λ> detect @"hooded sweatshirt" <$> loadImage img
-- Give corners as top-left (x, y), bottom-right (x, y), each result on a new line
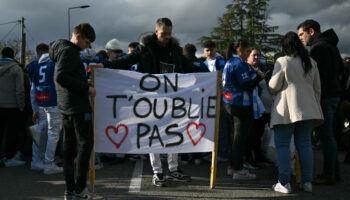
top-left (49, 39), bottom-right (91, 115)
top-left (0, 58), bottom-right (25, 109)
top-left (310, 29), bottom-right (345, 98)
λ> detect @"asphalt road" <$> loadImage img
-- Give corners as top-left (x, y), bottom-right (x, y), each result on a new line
top-left (0, 149), bottom-right (349, 200)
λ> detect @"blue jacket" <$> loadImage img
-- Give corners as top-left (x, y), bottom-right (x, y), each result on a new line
top-left (222, 54), bottom-right (261, 106)
top-left (202, 54), bottom-right (226, 72)
top-left (33, 53), bottom-right (57, 107)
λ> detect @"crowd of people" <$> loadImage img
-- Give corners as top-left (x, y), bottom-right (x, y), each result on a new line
top-left (1, 17), bottom-right (350, 199)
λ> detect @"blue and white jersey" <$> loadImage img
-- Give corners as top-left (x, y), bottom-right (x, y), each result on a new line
top-left (80, 49), bottom-right (105, 79)
top-left (33, 53), bottom-right (57, 107)
top-left (222, 54), bottom-right (258, 106)
top-left (203, 54), bottom-right (226, 72)
top-left (26, 58), bottom-right (39, 84)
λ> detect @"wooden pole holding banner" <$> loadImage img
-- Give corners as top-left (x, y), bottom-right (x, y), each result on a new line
top-left (89, 68), bottom-right (96, 192)
top-left (210, 71), bottom-right (222, 189)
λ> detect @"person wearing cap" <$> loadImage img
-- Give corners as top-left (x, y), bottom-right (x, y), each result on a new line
top-left (105, 38), bottom-right (126, 61)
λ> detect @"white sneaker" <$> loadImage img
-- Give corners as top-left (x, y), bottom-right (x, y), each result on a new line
top-left (227, 166), bottom-right (233, 176)
top-left (303, 182), bottom-right (312, 192)
top-left (44, 163), bottom-right (63, 175)
top-left (273, 182), bottom-right (291, 194)
top-left (31, 161), bottom-right (44, 170)
top-left (232, 169), bottom-right (256, 180)
top-left (4, 157), bottom-right (25, 167)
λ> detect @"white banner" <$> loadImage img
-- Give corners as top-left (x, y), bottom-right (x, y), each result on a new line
top-left (94, 69), bottom-right (218, 153)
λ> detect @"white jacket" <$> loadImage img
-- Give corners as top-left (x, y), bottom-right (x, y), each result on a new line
top-left (269, 56), bottom-right (323, 127)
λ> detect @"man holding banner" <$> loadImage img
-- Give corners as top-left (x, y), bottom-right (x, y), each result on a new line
top-left (89, 17), bottom-right (208, 187)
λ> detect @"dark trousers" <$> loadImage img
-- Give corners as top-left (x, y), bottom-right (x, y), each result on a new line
top-left (246, 113), bottom-right (270, 161)
top-left (224, 103), bottom-right (254, 170)
top-left (17, 110), bottom-right (31, 155)
top-left (0, 108), bottom-right (20, 159)
top-left (62, 113), bottom-right (93, 193)
top-left (316, 98), bottom-right (340, 178)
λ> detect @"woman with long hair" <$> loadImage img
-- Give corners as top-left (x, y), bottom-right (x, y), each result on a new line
top-left (269, 32), bottom-right (323, 193)
top-left (223, 40), bottom-right (265, 180)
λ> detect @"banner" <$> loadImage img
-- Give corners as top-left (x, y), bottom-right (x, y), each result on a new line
top-left (94, 69), bottom-right (218, 153)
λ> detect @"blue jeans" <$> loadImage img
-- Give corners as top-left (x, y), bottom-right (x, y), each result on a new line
top-left (274, 120), bottom-right (313, 184)
top-left (316, 98), bottom-right (340, 178)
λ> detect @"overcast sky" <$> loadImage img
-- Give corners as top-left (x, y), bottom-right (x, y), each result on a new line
top-left (0, 0), bottom-right (349, 57)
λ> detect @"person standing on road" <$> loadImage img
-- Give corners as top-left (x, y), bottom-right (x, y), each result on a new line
top-left (222, 40), bottom-right (265, 180)
top-left (32, 43), bottom-right (63, 175)
top-left (0, 47), bottom-right (25, 167)
top-left (50, 23), bottom-right (97, 199)
top-left (201, 40), bottom-right (228, 164)
top-left (88, 17), bottom-right (207, 187)
top-left (297, 19), bottom-right (344, 185)
top-left (245, 48), bottom-right (273, 169)
top-left (269, 32), bottom-right (323, 194)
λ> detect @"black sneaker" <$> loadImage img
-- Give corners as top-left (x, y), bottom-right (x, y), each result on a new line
top-left (166, 168), bottom-right (191, 182)
top-left (152, 173), bottom-right (166, 187)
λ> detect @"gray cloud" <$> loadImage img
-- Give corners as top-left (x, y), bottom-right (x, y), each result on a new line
top-left (268, 0), bottom-right (350, 56)
top-left (0, 0), bottom-right (349, 57)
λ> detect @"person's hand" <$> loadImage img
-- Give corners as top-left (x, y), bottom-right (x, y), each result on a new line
top-left (87, 63), bottom-right (104, 72)
top-left (88, 79), bottom-right (92, 84)
top-left (32, 112), bottom-right (40, 124)
top-left (257, 70), bottom-right (266, 79)
top-left (89, 87), bottom-right (96, 97)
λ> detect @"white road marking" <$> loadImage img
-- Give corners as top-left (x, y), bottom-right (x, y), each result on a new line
top-left (128, 160), bottom-right (144, 193)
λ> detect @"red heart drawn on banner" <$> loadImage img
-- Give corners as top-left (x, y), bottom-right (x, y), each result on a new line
top-left (186, 122), bottom-right (206, 146)
top-left (105, 124), bottom-right (128, 149)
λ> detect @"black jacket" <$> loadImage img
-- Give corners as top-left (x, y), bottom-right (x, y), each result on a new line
top-left (49, 39), bottom-right (91, 115)
top-left (104, 33), bottom-right (207, 74)
top-left (310, 29), bottom-right (345, 98)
